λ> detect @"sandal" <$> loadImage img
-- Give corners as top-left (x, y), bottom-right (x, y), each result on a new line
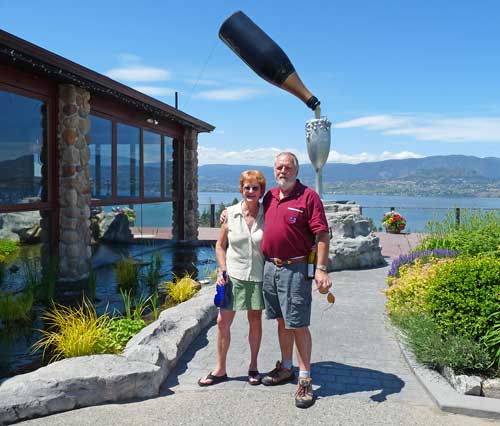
top-left (198, 372), bottom-right (228, 387)
top-left (248, 370), bottom-right (261, 385)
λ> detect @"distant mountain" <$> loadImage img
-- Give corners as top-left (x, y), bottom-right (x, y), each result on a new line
top-left (198, 155), bottom-right (500, 197)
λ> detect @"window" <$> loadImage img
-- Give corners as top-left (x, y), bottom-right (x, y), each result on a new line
top-left (143, 131), bottom-right (161, 198)
top-left (117, 123), bottom-right (140, 198)
top-left (89, 115), bottom-right (112, 200)
top-left (164, 136), bottom-right (173, 198)
top-left (0, 90), bottom-right (48, 205)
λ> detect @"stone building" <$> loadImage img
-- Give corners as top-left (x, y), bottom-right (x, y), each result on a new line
top-left (0, 29), bottom-right (214, 282)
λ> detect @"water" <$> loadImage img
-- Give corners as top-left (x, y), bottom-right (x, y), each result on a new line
top-left (0, 243), bottom-right (217, 379)
top-left (198, 192), bottom-right (500, 233)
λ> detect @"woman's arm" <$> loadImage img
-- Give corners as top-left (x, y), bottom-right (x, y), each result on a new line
top-left (215, 221), bottom-right (229, 284)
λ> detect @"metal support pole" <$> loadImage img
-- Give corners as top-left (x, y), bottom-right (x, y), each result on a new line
top-left (210, 203), bottom-right (216, 228)
top-left (315, 168), bottom-right (323, 199)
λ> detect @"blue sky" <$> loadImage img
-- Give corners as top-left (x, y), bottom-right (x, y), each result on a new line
top-left (2, 0), bottom-right (500, 167)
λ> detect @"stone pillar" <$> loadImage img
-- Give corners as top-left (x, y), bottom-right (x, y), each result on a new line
top-left (58, 85), bottom-right (92, 282)
top-left (172, 128), bottom-right (199, 241)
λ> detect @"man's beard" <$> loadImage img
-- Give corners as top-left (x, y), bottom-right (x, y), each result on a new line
top-left (276, 177), bottom-right (296, 192)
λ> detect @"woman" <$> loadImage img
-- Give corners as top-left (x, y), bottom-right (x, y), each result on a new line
top-left (198, 170), bottom-right (266, 386)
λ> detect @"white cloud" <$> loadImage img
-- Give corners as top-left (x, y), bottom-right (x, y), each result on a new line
top-left (335, 114), bottom-right (500, 143)
top-left (132, 86), bottom-right (175, 96)
top-left (198, 145), bottom-right (423, 166)
top-left (194, 88), bottom-right (261, 101)
top-left (105, 66), bottom-right (171, 82)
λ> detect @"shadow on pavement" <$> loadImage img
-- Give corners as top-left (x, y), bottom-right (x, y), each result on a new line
top-left (311, 361), bottom-right (404, 402)
top-left (160, 322), bottom-right (214, 396)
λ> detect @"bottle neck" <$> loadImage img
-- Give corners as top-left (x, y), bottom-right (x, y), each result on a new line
top-left (280, 72), bottom-right (320, 111)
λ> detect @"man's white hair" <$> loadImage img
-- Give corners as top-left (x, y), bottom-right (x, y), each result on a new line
top-left (275, 152), bottom-right (299, 171)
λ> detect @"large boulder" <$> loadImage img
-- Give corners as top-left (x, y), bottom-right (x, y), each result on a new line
top-left (324, 202), bottom-right (385, 271)
top-left (0, 212), bottom-right (41, 243)
top-left (101, 213), bottom-right (134, 243)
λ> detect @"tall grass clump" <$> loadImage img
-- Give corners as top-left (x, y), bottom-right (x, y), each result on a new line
top-left (144, 251), bottom-right (162, 288)
top-left (416, 210), bottom-right (500, 255)
top-left (482, 311), bottom-right (500, 369)
top-left (392, 312), bottom-right (490, 374)
top-left (32, 298), bottom-right (113, 361)
top-left (161, 273), bottom-right (198, 305)
top-left (0, 290), bottom-right (34, 323)
top-left (115, 256), bottom-right (139, 290)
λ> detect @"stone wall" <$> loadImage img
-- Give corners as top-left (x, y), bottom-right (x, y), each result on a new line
top-left (58, 85), bottom-right (92, 282)
top-left (172, 128), bottom-right (199, 241)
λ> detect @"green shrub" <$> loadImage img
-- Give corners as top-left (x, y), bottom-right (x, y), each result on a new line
top-left (115, 256), bottom-right (139, 290)
top-left (482, 311), bottom-right (500, 369)
top-left (424, 254), bottom-right (500, 341)
top-left (161, 273), bottom-right (198, 305)
top-left (416, 210), bottom-right (500, 255)
top-left (391, 312), bottom-right (491, 374)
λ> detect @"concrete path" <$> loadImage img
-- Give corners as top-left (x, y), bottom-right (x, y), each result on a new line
top-left (18, 265), bottom-right (498, 425)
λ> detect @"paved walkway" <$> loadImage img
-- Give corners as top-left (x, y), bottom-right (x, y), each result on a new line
top-left (18, 262), bottom-right (498, 425)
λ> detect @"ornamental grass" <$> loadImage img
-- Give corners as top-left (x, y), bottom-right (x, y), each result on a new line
top-left (32, 298), bottom-right (113, 362)
top-left (162, 273), bottom-right (198, 305)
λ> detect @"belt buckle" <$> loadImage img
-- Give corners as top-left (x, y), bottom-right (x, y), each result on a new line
top-left (274, 258), bottom-right (284, 267)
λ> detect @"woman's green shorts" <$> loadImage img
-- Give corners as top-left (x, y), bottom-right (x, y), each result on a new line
top-left (224, 276), bottom-right (264, 311)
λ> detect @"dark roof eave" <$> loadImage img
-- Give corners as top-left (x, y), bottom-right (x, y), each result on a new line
top-left (0, 29), bottom-right (215, 133)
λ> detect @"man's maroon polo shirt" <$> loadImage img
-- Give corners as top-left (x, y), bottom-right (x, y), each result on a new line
top-left (261, 180), bottom-right (329, 259)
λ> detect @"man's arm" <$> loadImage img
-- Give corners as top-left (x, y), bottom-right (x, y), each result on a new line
top-left (314, 231), bottom-right (332, 291)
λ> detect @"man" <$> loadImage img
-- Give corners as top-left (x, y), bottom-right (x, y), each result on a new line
top-left (260, 152), bottom-right (332, 409)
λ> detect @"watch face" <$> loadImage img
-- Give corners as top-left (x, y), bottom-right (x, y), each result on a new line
top-left (317, 265), bottom-right (327, 271)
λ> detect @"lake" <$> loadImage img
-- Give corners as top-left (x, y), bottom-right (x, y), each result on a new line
top-left (198, 192), bottom-right (500, 233)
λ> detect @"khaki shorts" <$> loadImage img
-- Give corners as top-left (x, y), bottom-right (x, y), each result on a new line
top-left (262, 260), bottom-right (312, 329)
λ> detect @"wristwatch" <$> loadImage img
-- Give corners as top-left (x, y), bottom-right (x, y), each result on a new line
top-left (316, 265), bottom-right (328, 272)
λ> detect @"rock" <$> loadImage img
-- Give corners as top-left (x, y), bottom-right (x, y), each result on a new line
top-left (0, 355), bottom-right (161, 424)
top-left (441, 366), bottom-right (482, 396)
top-left (0, 212), bottom-right (41, 243)
top-left (482, 378), bottom-right (500, 399)
top-left (324, 202), bottom-right (385, 271)
top-left (101, 213), bottom-right (134, 243)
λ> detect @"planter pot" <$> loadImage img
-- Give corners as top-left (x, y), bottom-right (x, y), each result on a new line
top-left (386, 229), bottom-right (402, 234)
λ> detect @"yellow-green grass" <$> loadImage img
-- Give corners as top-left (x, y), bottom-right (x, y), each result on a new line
top-left (161, 273), bottom-right (198, 305)
top-left (32, 298), bottom-right (114, 362)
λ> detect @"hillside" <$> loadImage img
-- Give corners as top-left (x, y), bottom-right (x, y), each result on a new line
top-left (198, 155), bottom-right (500, 197)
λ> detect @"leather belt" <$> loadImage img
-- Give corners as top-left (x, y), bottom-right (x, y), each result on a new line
top-left (266, 256), bottom-right (308, 267)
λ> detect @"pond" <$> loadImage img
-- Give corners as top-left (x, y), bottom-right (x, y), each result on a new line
top-left (0, 241), bottom-right (217, 379)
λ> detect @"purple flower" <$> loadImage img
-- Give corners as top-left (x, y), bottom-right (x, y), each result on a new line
top-left (388, 248), bottom-right (457, 278)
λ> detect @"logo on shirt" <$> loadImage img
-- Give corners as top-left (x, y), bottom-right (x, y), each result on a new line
top-left (288, 216), bottom-right (297, 224)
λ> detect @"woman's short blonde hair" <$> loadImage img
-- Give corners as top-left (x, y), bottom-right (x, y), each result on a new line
top-left (239, 170), bottom-right (266, 197)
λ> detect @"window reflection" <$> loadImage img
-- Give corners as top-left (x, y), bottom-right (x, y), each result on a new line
top-left (164, 137), bottom-right (173, 198)
top-left (117, 124), bottom-right (140, 198)
top-left (143, 131), bottom-right (161, 198)
top-left (89, 115), bottom-right (112, 199)
top-left (0, 90), bottom-right (47, 205)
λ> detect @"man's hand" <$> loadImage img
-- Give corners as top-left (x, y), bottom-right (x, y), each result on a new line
top-left (314, 269), bottom-right (332, 293)
top-left (219, 208), bottom-right (228, 224)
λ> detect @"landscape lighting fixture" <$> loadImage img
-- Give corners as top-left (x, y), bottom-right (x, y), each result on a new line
top-left (146, 118), bottom-right (159, 125)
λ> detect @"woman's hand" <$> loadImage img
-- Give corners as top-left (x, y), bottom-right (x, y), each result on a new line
top-left (219, 208), bottom-right (228, 224)
top-left (216, 270), bottom-right (228, 285)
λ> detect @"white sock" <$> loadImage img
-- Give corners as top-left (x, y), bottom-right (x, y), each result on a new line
top-left (281, 359), bottom-right (293, 370)
top-left (299, 370), bottom-right (310, 378)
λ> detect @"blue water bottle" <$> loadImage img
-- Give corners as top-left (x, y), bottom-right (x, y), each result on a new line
top-left (214, 271), bottom-right (227, 308)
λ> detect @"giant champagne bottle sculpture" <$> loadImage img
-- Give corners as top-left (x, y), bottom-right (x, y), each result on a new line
top-left (219, 11), bottom-right (321, 117)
